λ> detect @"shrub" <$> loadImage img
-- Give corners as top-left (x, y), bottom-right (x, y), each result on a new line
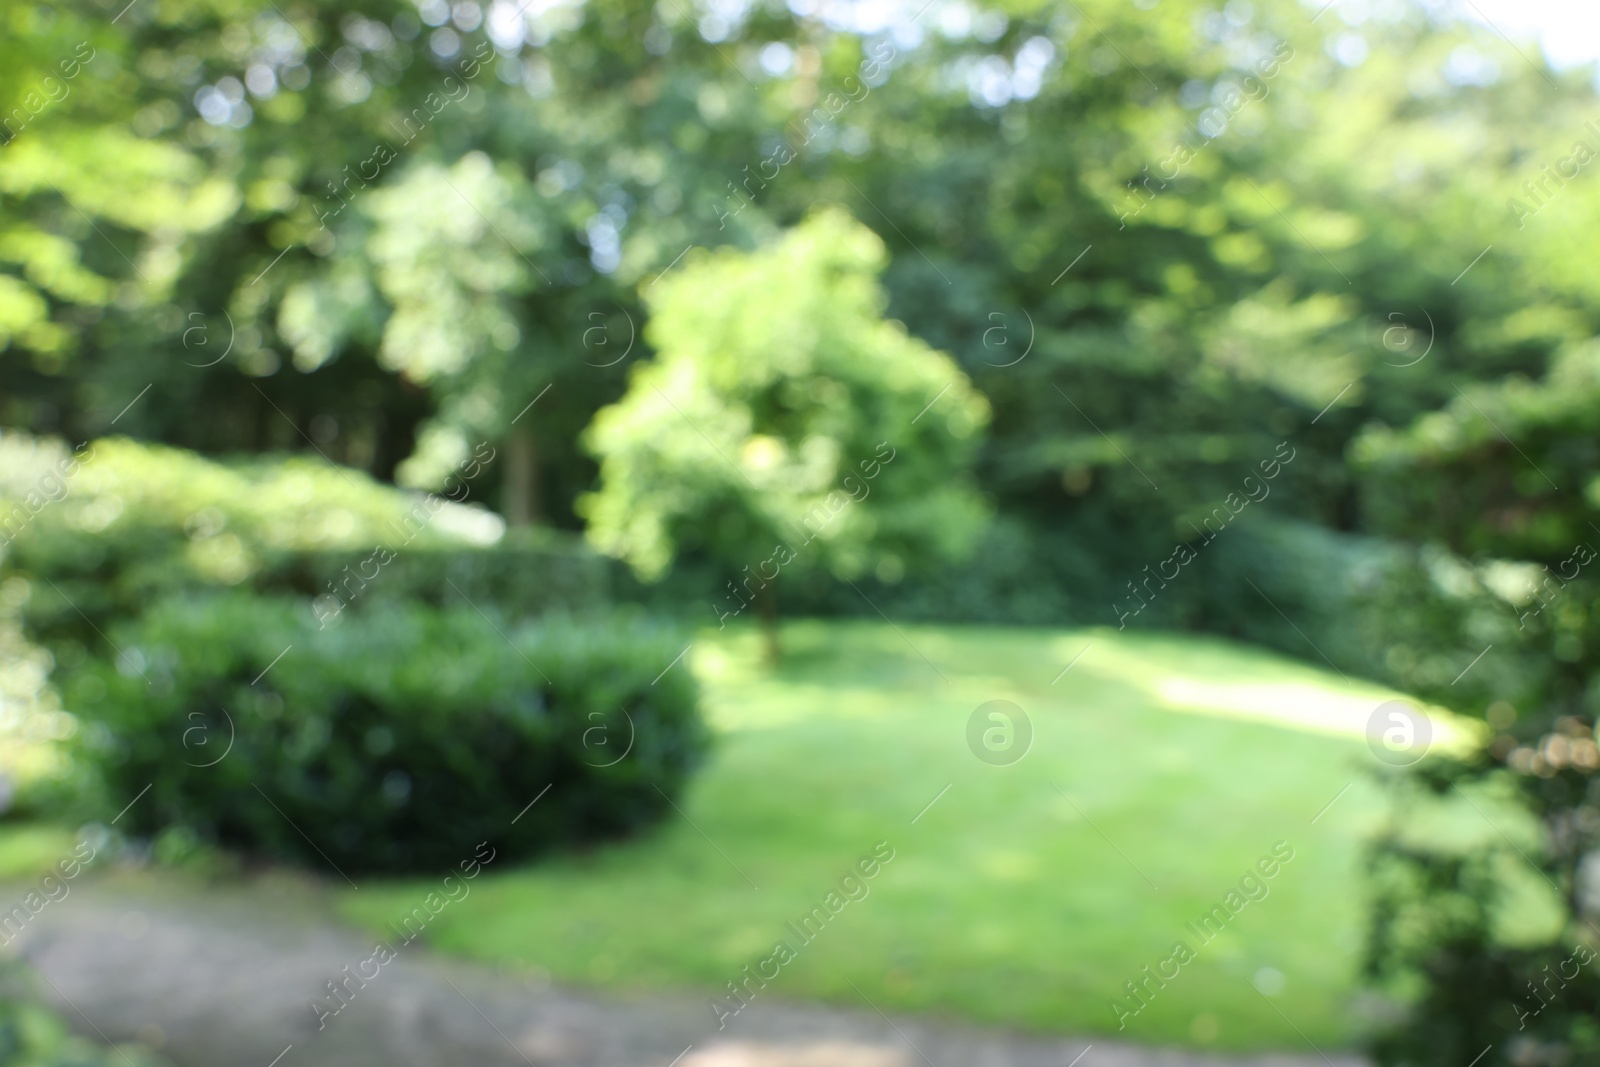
top-left (665, 510), bottom-right (1400, 671)
top-left (64, 595), bottom-right (706, 874)
top-left (0, 434), bottom-right (606, 649)
top-left (277, 534), bottom-right (607, 624)
top-left (1352, 547), bottom-right (1600, 1064)
top-left (0, 434), bottom-right (608, 819)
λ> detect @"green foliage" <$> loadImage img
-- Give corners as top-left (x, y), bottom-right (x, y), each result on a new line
top-left (66, 594), bottom-right (705, 874)
top-left (1351, 316), bottom-right (1600, 1060)
top-left (0, 4), bottom-right (232, 374)
top-left (1355, 342), bottom-right (1600, 563)
top-left (0, 933), bottom-right (162, 1065)
top-left (0, 434), bottom-right (602, 647)
top-left (5, 0), bottom-right (1591, 604)
top-left (0, 591), bottom-right (76, 818)
top-left (285, 535), bottom-right (608, 622)
top-left (751, 512), bottom-right (1392, 650)
top-left (0, 967), bottom-right (161, 1067)
top-left (0, 433), bottom-right (606, 819)
top-left (6, 0), bottom-right (1600, 1050)
top-left (1363, 773), bottom-right (1600, 1062)
top-left (582, 209), bottom-right (990, 597)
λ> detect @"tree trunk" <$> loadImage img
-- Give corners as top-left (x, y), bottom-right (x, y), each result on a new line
top-left (504, 423), bottom-right (539, 528)
top-left (755, 581), bottom-right (780, 663)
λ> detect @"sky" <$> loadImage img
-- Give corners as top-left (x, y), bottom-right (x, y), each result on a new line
top-left (1460, 0), bottom-right (1600, 69)
top-left (798, 0), bottom-right (1600, 73)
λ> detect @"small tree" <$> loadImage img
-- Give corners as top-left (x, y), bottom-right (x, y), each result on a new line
top-left (581, 209), bottom-right (990, 658)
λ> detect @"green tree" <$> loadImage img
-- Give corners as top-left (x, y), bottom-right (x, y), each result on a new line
top-left (581, 209), bottom-right (988, 657)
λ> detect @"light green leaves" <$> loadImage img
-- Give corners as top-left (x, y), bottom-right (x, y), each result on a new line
top-left (582, 208), bottom-right (990, 584)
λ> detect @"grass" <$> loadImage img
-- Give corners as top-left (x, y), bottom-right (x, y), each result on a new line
top-left (0, 822), bottom-right (78, 882)
top-left (338, 619), bottom-right (1463, 1050)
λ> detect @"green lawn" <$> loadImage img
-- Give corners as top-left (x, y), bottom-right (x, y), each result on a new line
top-left (0, 822), bottom-right (81, 882)
top-left (340, 619), bottom-right (1450, 1049)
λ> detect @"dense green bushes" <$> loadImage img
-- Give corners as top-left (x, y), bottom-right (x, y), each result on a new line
top-left (667, 509), bottom-right (1399, 669)
top-left (0, 433), bottom-right (619, 836)
top-left (1351, 552), bottom-right (1600, 1061)
top-left (64, 595), bottom-right (705, 873)
top-left (0, 435), bottom-right (607, 649)
top-left (282, 536), bottom-right (606, 625)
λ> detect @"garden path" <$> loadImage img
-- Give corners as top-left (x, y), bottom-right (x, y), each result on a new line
top-left (12, 878), bottom-right (1366, 1067)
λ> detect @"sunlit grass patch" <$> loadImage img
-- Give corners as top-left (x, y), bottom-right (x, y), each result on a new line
top-left (343, 619), bottom-right (1434, 1049)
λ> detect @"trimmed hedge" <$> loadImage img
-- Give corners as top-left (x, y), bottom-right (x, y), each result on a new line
top-left (278, 537), bottom-right (606, 624)
top-left (0, 435), bottom-right (607, 648)
top-left (64, 595), bottom-right (705, 874)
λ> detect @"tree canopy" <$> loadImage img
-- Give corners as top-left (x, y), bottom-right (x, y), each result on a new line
top-left (582, 208), bottom-right (989, 637)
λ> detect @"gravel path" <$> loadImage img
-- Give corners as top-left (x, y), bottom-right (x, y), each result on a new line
top-left (9, 876), bottom-right (1366, 1067)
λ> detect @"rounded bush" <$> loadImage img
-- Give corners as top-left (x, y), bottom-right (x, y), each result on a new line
top-left (65, 595), bottom-right (707, 874)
